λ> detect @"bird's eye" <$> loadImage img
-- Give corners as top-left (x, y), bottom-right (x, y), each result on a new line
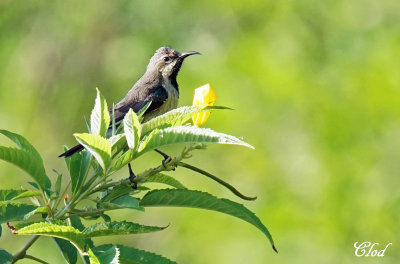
top-left (163, 56), bottom-right (170, 63)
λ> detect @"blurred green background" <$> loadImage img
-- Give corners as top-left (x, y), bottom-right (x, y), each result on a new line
top-left (1, 0), bottom-right (399, 263)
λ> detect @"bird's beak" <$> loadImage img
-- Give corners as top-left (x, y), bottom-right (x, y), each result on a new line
top-left (179, 51), bottom-right (201, 59)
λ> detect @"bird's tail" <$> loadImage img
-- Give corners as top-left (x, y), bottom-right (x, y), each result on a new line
top-left (58, 144), bottom-right (84, 158)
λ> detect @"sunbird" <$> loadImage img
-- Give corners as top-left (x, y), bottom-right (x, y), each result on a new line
top-left (59, 46), bottom-right (200, 158)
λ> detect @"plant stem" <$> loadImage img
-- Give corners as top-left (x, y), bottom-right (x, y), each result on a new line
top-left (64, 208), bottom-right (109, 219)
top-left (24, 255), bottom-right (49, 264)
top-left (12, 235), bottom-right (40, 263)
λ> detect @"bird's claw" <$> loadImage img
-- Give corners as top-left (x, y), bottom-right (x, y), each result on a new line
top-left (155, 149), bottom-right (177, 170)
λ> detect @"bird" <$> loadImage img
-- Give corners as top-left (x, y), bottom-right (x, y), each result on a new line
top-left (59, 46), bottom-right (200, 158)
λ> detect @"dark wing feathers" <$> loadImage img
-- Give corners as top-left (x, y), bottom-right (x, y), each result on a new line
top-left (112, 86), bottom-right (168, 124)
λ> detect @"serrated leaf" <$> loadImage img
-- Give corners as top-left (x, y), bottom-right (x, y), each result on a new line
top-left (91, 88), bottom-right (110, 137)
top-left (124, 109), bottom-right (141, 150)
top-left (139, 189), bottom-right (275, 250)
top-left (0, 189), bottom-right (40, 202)
top-left (141, 105), bottom-right (229, 135)
top-left (0, 249), bottom-right (13, 264)
top-left (83, 221), bottom-right (164, 237)
top-left (138, 126), bottom-right (254, 155)
top-left (16, 222), bottom-right (86, 253)
top-left (66, 149), bottom-right (91, 194)
top-left (74, 133), bottom-right (111, 172)
top-left (0, 202), bottom-right (37, 223)
top-left (94, 244), bottom-right (176, 264)
top-left (92, 245), bottom-right (120, 264)
top-left (141, 173), bottom-right (186, 189)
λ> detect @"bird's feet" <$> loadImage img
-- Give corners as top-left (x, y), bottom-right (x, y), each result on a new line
top-left (154, 149), bottom-right (176, 170)
top-left (128, 163), bottom-right (137, 189)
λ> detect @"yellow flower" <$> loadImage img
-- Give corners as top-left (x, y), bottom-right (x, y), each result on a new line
top-left (192, 83), bottom-right (217, 126)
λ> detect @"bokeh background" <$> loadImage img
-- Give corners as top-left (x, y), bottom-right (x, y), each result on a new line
top-left (1, 0), bottom-right (400, 263)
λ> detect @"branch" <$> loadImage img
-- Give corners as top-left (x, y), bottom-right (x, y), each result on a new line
top-left (12, 235), bottom-right (40, 263)
top-left (24, 255), bottom-right (49, 264)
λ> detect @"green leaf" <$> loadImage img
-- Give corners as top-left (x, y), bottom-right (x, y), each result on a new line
top-left (54, 171), bottom-right (63, 196)
top-left (0, 249), bottom-right (13, 264)
top-left (138, 126), bottom-right (254, 155)
top-left (0, 147), bottom-right (50, 192)
top-left (137, 101), bottom-right (152, 118)
top-left (124, 109), bottom-right (141, 150)
top-left (27, 181), bottom-right (39, 190)
top-left (55, 216), bottom-right (94, 262)
top-left (113, 149), bottom-right (135, 171)
top-left (91, 88), bottom-right (110, 137)
top-left (88, 248), bottom-right (101, 264)
top-left (0, 130), bottom-right (41, 158)
top-left (16, 222), bottom-right (86, 253)
top-left (0, 224), bottom-right (2, 238)
top-left (0, 130), bottom-right (51, 191)
top-left (140, 189), bottom-right (276, 251)
top-left (109, 134), bottom-right (126, 154)
top-left (53, 237), bottom-right (78, 264)
top-left (94, 244), bottom-right (176, 264)
top-left (66, 150), bottom-right (91, 194)
top-left (74, 133), bottom-right (111, 172)
top-left (0, 202), bottom-right (37, 223)
top-left (92, 245), bottom-right (119, 264)
top-left (141, 173), bottom-right (186, 189)
top-left (141, 105), bottom-right (230, 135)
top-left (0, 189), bottom-right (40, 202)
top-left (83, 221), bottom-right (164, 238)
top-left (137, 129), bottom-right (159, 153)
top-left (105, 195), bottom-right (144, 211)
top-left (0, 153), bottom-right (51, 194)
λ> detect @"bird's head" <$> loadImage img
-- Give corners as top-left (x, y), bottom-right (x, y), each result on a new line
top-left (147, 47), bottom-right (200, 80)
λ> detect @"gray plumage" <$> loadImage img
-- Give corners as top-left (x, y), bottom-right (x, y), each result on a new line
top-left (59, 46), bottom-right (199, 157)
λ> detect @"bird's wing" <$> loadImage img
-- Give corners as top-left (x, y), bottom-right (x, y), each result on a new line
top-left (112, 85), bottom-right (168, 124)
top-left (59, 86), bottom-right (167, 158)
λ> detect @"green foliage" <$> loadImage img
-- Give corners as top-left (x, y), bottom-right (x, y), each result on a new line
top-left (0, 203), bottom-right (37, 223)
top-left (65, 150), bottom-right (91, 194)
top-left (141, 173), bottom-right (187, 189)
top-left (0, 189), bottom-right (41, 201)
top-left (0, 130), bottom-right (51, 192)
top-left (74, 133), bottom-right (111, 172)
top-left (140, 189), bottom-right (275, 250)
top-left (93, 244), bottom-right (177, 264)
top-left (83, 221), bottom-right (165, 237)
top-left (16, 222), bottom-right (86, 253)
top-left (0, 90), bottom-right (273, 263)
top-left (141, 105), bottom-right (230, 135)
top-left (91, 88), bottom-right (111, 137)
top-left (138, 126), bottom-right (254, 155)
top-left (53, 237), bottom-right (78, 264)
top-left (0, 249), bottom-right (13, 264)
top-left (124, 109), bottom-right (141, 150)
